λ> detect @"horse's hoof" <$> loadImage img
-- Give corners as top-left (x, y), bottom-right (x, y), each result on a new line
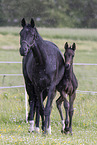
top-left (70, 131), bottom-right (73, 136)
top-left (42, 131), bottom-right (47, 136)
top-left (64, 130), bottom-right (69, 135)
top-left (69, 128), bottom-right (73, 135)
top-left (29, 120), bottom-right (34, 133)
top-left (47, 126), bottom-right (51, 134)
top-left (28, 130), bottom-right (34, 133)
top-left (61, 129), bottom-right (64, 134)
top-left (34, 127), bottom-right (40, 133)
top-left (28, 127), bottom-right (34, 133)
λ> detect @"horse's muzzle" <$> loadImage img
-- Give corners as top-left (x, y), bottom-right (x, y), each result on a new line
top-left (19, 47), bottom-right (27, 56)
top-left (65, 63), bottom-right (70, 70)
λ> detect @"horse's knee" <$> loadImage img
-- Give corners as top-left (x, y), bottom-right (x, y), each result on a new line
top-left (56, 97), bottom-right (62, 110)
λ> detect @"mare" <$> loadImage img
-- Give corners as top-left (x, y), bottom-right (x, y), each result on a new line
top-left (56, 42), bottom-right (78, 135)
top-left (19, 18), bottom-right (65, 134)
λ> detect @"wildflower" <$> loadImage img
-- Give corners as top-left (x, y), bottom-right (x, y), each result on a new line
top-left (4, 129), bottom-right (6, 132)
top-left (18, 125), bottom-right (21, 128)
top-left (83, 123), bottom-right (85, 126)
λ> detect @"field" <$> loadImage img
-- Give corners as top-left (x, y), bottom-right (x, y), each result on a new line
top-left (0, 27), bottom-right (97, 145)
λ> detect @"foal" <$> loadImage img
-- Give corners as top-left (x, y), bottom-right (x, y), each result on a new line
top-left (56, 42), bottom-right (78, 135)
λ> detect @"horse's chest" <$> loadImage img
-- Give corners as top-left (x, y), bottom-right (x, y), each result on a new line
top-left (29, 67), bottom-right (50, 89)
top-left (63, 79), bottom-right (73, 94)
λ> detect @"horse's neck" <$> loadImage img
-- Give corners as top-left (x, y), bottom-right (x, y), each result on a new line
top-left (65, 65), bottom-right (73, 80)
top-left (32, 37), bottom-right (45, 65)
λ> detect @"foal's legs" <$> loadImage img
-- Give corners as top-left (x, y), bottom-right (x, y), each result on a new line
top-left (56, 91), bottom-right (68, 133)
top-left (56, 96), bottom-right (65, 133)
top-left (69, 92), bottom-right (76, 135)
top-left (63, 97), bottom-right (69, 133)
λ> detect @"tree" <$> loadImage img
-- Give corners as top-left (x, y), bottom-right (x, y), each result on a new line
top-left (0, 0), bottom-right (6, 26)
top-left (0, 0), bottom-right (97, 28)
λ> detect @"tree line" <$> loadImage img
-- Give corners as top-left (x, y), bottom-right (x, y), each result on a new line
top-left (0, 0), bottom-right (97, 28)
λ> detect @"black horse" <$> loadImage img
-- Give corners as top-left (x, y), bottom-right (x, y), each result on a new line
top-left (56, 42), bottom-right (78, 135)
top-left (19, 18), bottom-right (65, 134)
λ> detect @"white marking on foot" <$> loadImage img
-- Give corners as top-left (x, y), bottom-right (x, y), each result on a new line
top-left (29, 120), bottom-right (34, 132)
top-left (61, 120), bottom-right (65, 131)
top-left (47, 126), bottom-right (51, 134)
top-left (34, 126), bottom-right (40, 133)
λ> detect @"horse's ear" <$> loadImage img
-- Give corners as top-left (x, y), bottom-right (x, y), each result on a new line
top-left (72, 43), bottom-right (76, 51)
top-left (64, 42), bottom-right (68, 50)
top-left (30, 18), bottom-right (35, 28)
top-left (21, 18), bottom-right (26, 27)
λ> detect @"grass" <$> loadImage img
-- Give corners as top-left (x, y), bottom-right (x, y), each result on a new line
top-left (0, 27), bottom-right (97, 144)
top-left (1, 27), bottom-right (97, 41)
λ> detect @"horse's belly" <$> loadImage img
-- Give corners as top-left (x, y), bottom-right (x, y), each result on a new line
top-left (27, 66), bottom-right (50, 90)
top-left (33, 75), bottom-right (50, 92)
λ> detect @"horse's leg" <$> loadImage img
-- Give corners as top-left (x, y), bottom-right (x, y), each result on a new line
top-left (47, 116), bottom-right (51, 134)
top-left (25, 82), bottom-right (36, 132)
top-left (34, 98), bottom-right (40, 133)
top-left (47, 103), bottom-right (53, 134)
top-left (38, 92), bottom-right (45, 132)
top-left (44, 86), bottom-right (55, 134)
top-left (69, 92), bottom-right (76, 135)
top-left (56, 96), bottom-right (65, 133)
top-left (62, 92), bottom-right (69, 134)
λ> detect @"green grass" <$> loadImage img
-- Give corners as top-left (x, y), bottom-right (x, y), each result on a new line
top-left (0, 92), bottom-right (97, 145)
top-left (1, 27), bottom-right (97, 41)
top-left (0, 27), bottom-right (97, 144)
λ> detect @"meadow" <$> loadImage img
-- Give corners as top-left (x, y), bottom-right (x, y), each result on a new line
top-left (0, 27), bottom-right (97, 145)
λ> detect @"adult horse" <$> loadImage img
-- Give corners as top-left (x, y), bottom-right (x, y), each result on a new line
top-left (19, 18), bottom-right (65, 134)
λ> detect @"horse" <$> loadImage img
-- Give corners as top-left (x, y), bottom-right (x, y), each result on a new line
top-left (19, 18), bottom-right (65, 134)
top-left (56, 42), bottom-right (78, 135)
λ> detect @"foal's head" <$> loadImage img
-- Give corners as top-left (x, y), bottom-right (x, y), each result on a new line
top-left (19, 18), bottom-right (38, 56)
top-left (64, 42), bottom-right (76, 70)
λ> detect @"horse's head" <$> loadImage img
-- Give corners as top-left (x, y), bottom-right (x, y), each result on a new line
top-left (64, 42), bottom-right (76, 70)
top-left (19, 18), bottom-right (37, 56)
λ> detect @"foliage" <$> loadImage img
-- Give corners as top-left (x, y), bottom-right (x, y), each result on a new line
top-left (0, 0), bottom-right (97, 27)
